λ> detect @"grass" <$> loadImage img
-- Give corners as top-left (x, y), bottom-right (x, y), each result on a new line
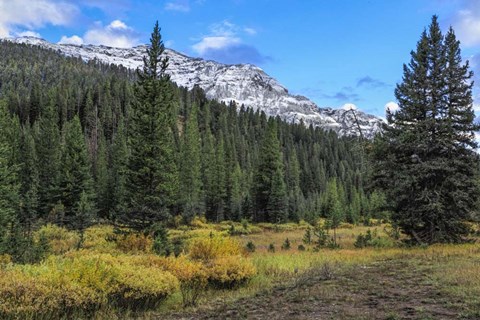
top-left (3, 220), bottom-right (480, 319)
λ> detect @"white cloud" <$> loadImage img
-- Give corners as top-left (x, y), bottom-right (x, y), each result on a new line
top-left (0, 0), bottom-right (78, 37)
top-left (192, 20), bottom-right (239, 55)
top-left (83, 20), bottom-right (139, 48)
top-left (447, 0), bottom-right (480, 47)
top-left (16, 30), bottom-right (41, 38)
top-left (385, 101), bottom-right (400, 113)
top-left (165, 0), bottom-right (190, 12)
top-left (59, 20), bottom-right (139, 48)
top-left (453, 10), bottom-right (480, 47)
top-left (58, 35), bottom-right (83, 45)
top-left (244, 27), bottom-right (257, 35)
top-left (192, 36), bottom-right (241, 55)
top-left (192, 20), bottom-right (269, 64)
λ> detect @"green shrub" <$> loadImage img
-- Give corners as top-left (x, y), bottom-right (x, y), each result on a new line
top-left (281, 238), bottom-right (291, 250)
top-left (245, 241), bottom-right (256, 253)
top-left (268, 243), bottom-right (276, 253)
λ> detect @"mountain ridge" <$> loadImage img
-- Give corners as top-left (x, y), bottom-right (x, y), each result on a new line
top-left (4, 36), bottom-right (383, 138)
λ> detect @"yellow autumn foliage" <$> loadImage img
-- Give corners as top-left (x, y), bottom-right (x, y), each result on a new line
top-left (35, 224), bottom-right (80, 254)
top-left (207, 255), bottom-right (257, 287)
top-left (115, 232), bottom-right (153, 253)
top-left (188, 235), bottom-right (243, 261)
top-left (0, 254), bottom-right (11, 265)
top-left (0, 251), bottom-right (179, 318)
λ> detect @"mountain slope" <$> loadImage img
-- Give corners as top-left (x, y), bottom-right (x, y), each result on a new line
top-left (6, 36), bottom-right (383, 138)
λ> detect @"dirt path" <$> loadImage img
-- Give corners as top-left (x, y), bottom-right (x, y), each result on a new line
top-left (164, 260), bottom-right (463, 320)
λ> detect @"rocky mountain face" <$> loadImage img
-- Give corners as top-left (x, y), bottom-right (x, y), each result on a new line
top-left (5, 36), bottom-right (384, 138)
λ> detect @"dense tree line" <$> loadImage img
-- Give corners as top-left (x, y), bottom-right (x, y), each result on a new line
top-left (0, 29), bottom-right (385, 259)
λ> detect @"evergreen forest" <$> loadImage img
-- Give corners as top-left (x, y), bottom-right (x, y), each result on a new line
top-left (0, 32), bottom-right (383, 261)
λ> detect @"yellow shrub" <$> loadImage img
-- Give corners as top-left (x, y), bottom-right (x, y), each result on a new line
top-left (35, 224), bottom-right (80, 254)
top-left (207, 255), bottom-right (256, 287)
top-left (0, 251), bottom-right (180, 317)
top-left (114, 264), bottom-right (178, 308)
top-left (189, 215), bottom-right (210, 229)
top-left (188, 236), bottom-right (243, 261)
top-left (115, 233), bottom-right (153, 254)
top-left (52, 253), bottom-right (119, 297)
top-left (159, 256), bottom-right (207, 284)
top-left (0, 254), bottom-right (11, 265)
top-left (0, 264), bottom-right (101, 317)
top-left (82, 225), bottom-right (117, 252)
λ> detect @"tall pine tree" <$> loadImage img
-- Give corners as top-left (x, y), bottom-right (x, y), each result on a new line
top-left (372, 16), bottom-right (480, 244)
top-left (253, 118), bottom-right (286, 222)
top-left (59, 116), bottom-right (95, 228)
top-left (179, 104), bottom-right (203, 221)
top-left (123, 21), bottom-right (179, 230)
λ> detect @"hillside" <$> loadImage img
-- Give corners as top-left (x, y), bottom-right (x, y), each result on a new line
top-left (5, 36), bottom-right (383, 138)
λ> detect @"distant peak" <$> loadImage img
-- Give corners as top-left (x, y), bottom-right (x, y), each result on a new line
top-left (342, 103), bottom-right (358, 111)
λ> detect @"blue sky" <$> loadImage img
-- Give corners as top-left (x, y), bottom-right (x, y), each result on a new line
top-left (1, 0), bottom-right (480, 117)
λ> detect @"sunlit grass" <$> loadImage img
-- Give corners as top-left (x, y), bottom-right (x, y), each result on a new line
top-left (2, 220), bottom-right (479, 318)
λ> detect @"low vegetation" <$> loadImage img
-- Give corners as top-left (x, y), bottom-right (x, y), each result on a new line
top-left (0, 219), bottom-right (479, 319)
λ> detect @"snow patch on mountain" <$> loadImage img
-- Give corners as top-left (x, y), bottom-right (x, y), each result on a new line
top-left (4, 36), bottom-right (384, 138)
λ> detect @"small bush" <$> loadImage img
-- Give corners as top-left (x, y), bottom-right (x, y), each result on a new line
top-left (207, 255), bottom-right (256, 288)
top-left (355, 229), bottom-right (396, 248)
top-left (268, 243), bottom-right (276, 253)
top-left (188, 236), bottom-right (242, 261)
top-left (160, 256), bottom-right (207, 307)
top-left (116, 233), bottom-right (153, 254)
top-left (152, 224), bottom-right (172, 256)
top-left (190, 216), bottom-right (209, 229)
top-left (113, 265), bottom-right (178, 309)
top-left (303, 227), bottom-right (312, 245)
top-left (298, 244), bottom-right (306, 251)
top-left (82, 225), bottom-right (117, 252)
top-left (281, 238), bottom-right (291, 250)
top-left (241, 219), bottom-right (249, 230)
top-left (35, 224), bottom-right (79, 254)
top-left (245, 241), bottom-right (256, 253)
top-left (0, 254), bottom-right (12, 265)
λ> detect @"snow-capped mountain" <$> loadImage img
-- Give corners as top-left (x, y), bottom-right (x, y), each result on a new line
top-left (5, 36), bottom-right (383, 138)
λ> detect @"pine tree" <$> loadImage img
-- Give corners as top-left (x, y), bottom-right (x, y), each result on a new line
top-left (230, 162), bottom-right (244, 220)
top-left (179, 104), bottom-right (202, 222)
top-left (372, 16), bottom-right (480, 244)
top-left (0, 103), bottom-right (20, 252)
top-left (95, 132), bottom-right (110, 219)
top-left (253, 119), bottom-right (286, 222)
top-left (109, 117), bottom-right (128, 221)
top-left (18, 125), bottom-right (39, 233)
top-left (59, 116), bottom-right (95, 228)
top-left (35, 95), bottom-right (61, 218)
top-left (124, 21), bottom-right (179, 230)
top-left (322, 178), bottom-right (344, 245)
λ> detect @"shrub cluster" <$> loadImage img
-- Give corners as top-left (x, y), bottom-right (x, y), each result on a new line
top-left (0, 252), bottom-right (179, 318)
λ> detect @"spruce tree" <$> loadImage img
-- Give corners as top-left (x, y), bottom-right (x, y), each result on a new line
top-left (95, 132), bottom-right (110, 219)
top-left (179, 104), bottom-right (202, 222)
top-left (35, 95), bottom-right (61, 218)
top-left (253, 119), bottom-right (286, 222)
top-left (372, 16), bottom-right (480, 244)
top-left (59, 116), bottom-right (95, 228)
top-left (0, 103), bottom-right (20, 252)
top-left (109, 117), bottom-right (128, 221)
top-left (124, 21), bottom-right (179, 230)
top-left (18, 125), bottom-right (39, 233)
